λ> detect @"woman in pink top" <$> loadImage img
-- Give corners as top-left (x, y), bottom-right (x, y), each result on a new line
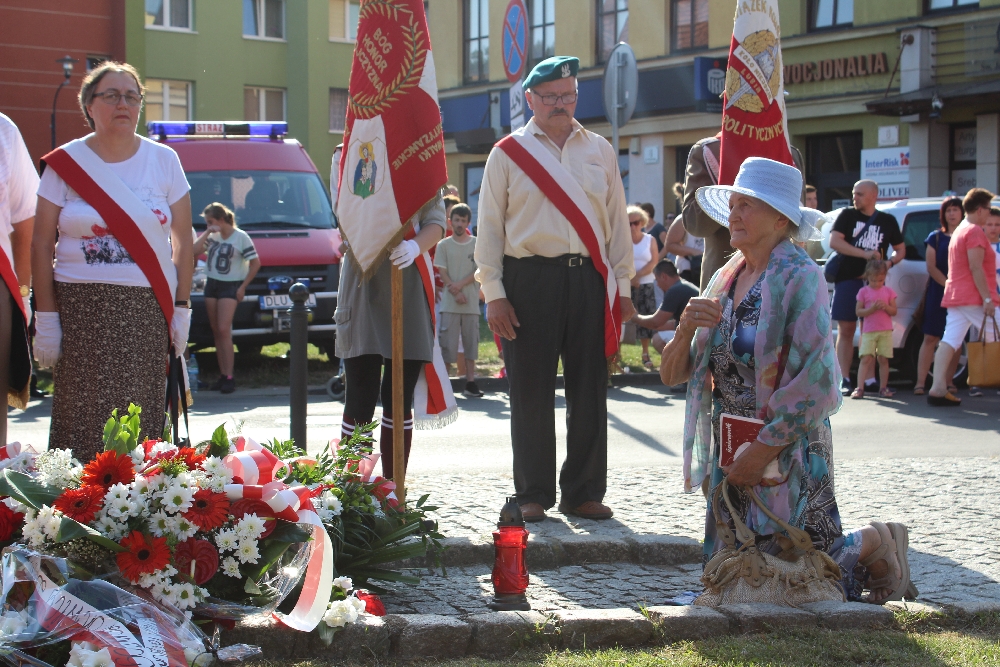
top-left (928, 188), bottom-right (998, 406)
top-left (852, 259), bottom-right (897, 399)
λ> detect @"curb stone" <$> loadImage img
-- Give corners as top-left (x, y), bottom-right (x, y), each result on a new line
top-left (646, 605), bottom-right (731, 641)
top-left (389, 534), bottom-right (702, 570)
top-left (553, 608), bottom-right (655, 649)
top-left (224, 602), bottom-right (993, 660)
top-left (465, 611), bottom-right (557, 657)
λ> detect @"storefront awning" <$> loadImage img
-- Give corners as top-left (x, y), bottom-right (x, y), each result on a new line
top-left (866, 78), bottom-right (1000, 116)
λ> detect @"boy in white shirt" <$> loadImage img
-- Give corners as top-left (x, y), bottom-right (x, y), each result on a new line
top-left (434, 204), bottom-right (482, 397)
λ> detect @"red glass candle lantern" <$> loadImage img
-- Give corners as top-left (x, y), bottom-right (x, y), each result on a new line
top-left (488, 496), bottom-right (531, 611)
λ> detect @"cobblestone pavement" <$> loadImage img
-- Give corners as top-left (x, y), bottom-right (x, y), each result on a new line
top-left (388, 457), bottom-right (1000, 614)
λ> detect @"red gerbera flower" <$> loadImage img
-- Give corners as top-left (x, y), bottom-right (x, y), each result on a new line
top-left (82, 451), bottom-right (135, 490)
top-left (183, 489), bottom-right (230, 531)
top-left (0, 503), bottom-right (24, 542)
top-left (174, 538), bottom-right (219, 585)
top-left (116, 531), bottom-right (171, 583)
top-left (229, 498), bottom-right (276, 539)
top-left (53, 486), bottom-right (105, 524)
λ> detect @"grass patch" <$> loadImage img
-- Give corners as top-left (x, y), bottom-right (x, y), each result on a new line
top-left (249, 614), bottom-right (1000, 666)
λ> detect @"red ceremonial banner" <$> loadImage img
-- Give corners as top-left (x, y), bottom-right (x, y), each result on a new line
top-left (337, 0), bottom-right (448, 275)
top-left (717, 0), bottom-right (794, 185)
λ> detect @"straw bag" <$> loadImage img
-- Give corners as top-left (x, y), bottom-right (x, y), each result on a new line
top-left (967, 315), bottom-right (1000, 388)
top-left (695, 479), bottom-right (846, 608)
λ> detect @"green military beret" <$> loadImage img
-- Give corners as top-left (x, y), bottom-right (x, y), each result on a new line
top-left (522, 56), bottom-right (579, 90)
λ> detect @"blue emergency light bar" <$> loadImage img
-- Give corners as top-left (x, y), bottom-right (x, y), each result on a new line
top-left (146, 121), bottom-right (288, 139)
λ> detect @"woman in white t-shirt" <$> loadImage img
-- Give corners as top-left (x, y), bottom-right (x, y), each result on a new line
top-left (192, 203), bottom-right (260, 394)
top-left (32, 62), bottom-right (193, 460)
top-left (628, 206), bottom-right (658, 370)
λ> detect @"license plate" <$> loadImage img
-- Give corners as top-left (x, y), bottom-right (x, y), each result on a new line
top-left (258, 294), bottom-right (317, 309)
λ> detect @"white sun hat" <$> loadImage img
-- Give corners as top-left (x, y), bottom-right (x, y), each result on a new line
top-left (695, 157), bottom-right (825, 242)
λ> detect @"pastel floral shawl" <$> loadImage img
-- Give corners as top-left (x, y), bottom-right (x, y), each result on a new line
top-left (682, 240), bottom-right (842, 493)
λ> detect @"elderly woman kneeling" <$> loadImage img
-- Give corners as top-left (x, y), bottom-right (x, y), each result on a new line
top-left (660, 158), bottom-right (910, 604)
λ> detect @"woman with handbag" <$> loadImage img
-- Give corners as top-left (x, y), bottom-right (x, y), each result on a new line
top-left (660, 158), bottom-right (911, 605)
top-left (32, 62), bottom-right (193, 460)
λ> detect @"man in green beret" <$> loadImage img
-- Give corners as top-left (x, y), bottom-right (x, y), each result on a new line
top-left (475, 56), bottom-right (635, 522)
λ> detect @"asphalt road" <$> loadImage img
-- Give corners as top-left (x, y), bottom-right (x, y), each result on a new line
top-left (10, 381), bottom-right (1000, 472)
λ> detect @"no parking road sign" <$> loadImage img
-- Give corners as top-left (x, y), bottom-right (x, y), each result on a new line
top-left (502, 0), bottom-right (528, 83)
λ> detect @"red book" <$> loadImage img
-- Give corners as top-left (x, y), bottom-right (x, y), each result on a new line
top-left (719, 413), bottom-right (765, 468)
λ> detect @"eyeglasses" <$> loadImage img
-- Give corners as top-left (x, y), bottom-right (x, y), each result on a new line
top-left (91, 90), bottom-right (144, 107)
top-left (629, 220), bottom-right (643, 226)
top-left (533, 92), bottom-right (578, 106)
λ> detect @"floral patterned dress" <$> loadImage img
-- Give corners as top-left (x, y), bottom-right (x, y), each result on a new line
top-left (702, 270), bottom-right (866, 600)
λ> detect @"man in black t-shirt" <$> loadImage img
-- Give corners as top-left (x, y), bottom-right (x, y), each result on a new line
top-left (631, 260), bottom-right (699, 353)
top-left (829, 179), bottom-right (905, 395)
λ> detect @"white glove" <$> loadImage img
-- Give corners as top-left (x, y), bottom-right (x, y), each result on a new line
top-left (33, 312), bottom-right (62, 368)
top-left (389, 239), bottom-right (420, 268)
top-left (171, 307), bottom-right (191, 356)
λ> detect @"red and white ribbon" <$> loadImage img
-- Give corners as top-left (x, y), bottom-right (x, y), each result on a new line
top-left (222, 437), bottom-right (333, 632)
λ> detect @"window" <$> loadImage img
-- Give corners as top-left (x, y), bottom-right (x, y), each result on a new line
top-left (464, 0), bottom-right (489, 83)
top-left (188, 171), bottom-right (334, 230)
top-left (328, 0), bottom-right (360, 40)
top-left (528, 0), bottom-right (555, 69)
top-left (805, 132), bottom-right (862, 211)
top-left (809, 0), bottom-right (853, 30)
top-left (244, 0), bottom-right (285, 39)
top-left (900, 211), bottom-right (940, 261)
top-left (86, 56), bottom-right (109, 71)
top-left (244, 87), bottom-right (286, 121)
top-left (329, 88), bottom-right (348, 132)
top-left (597, 0), bottom-right (628, 64)
top-left (145, 80), bottom-right (192, 122)
top-left (672, 0), bottom-right (707, 51)
top-left (928, 0), bottom-right (977, 9)
top-left (463, 163), bottom-right (486, 231)
top-left (145, 0), bottom-right (191, 29)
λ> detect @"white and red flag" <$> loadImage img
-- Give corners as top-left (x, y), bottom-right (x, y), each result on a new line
top-left (717, 0), bottom-right (794, 185)
top-left (336, 0), bottom-right (456, 427)
top-left (336, 0), bottom-right (447, 274)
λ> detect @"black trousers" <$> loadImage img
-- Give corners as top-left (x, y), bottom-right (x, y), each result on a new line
top-left (501, 255), bottom-right (608, 509)
top-left (343, 354), bottom-right (423, 424)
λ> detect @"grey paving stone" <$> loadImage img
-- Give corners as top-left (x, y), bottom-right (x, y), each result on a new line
top-left (646, 605), bottom-right (731, 641)
top-left (949, 599), bottom-right (1000, 614)
top-left (554, 608), bottom-right (655, 649)
top-left (800, 601), bottom-right (895, 630)
top-left (222, 614), bottom-right (389, 660)
top-left (465, 611), bottom-right (557, 657)
top-left (717, 604), bottom-right (817, 634)
top-left (385, 613), bottom-right (471, 659)
top-left (885, 600), bottom-right (947, 615)
top-left (625, 535), bottom-right (703, 565)
top-left (558, 534), bottom-right (630, 564)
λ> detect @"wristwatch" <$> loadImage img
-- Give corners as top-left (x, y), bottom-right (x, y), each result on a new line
top-left (985, 298), bottom-right (993, 305)
top-left (175, 299), bottom-right (191, 308)
top-left (18, 285), bottom-right (29, 297)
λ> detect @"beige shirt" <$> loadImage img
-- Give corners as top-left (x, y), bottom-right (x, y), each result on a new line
top-left (474, 117), bottom-right (633, 302)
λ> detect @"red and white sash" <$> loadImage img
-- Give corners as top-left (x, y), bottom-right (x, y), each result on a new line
top-left (0, 242), bottom-right (24, 321)
top-left (410, 225), bottom-right (458, 428)
top-left (42, 139), bottom-right (177, 324)
top-left (496, 130), bottom-right (622, 358)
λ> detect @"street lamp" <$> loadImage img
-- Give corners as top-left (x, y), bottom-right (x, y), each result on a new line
top-left (51, 56), bottom-right (79, 149)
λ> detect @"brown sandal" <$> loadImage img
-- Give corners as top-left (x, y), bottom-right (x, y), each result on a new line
top-left (861, 521), bottom-right (910, 604)
top-left (913, 387), bottom-right (925, 396)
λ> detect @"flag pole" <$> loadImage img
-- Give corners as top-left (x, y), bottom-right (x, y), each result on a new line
top-left (391, 263), bottom-right (406, 504)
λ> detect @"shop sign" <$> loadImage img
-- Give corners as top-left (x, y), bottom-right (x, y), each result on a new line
top-left (952, 169), bottom-right (977, 194)
top-left (783, 53), bottom-right (888, 85)
top-left (954, 127), bottom-right (977, 162)
top-left (861, 146), bottom-right (910, 201)
top-left (694, 57), bottom-right (726, 112)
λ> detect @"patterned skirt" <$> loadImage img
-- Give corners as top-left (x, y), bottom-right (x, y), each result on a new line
top-left (631, 283), bottom-right (657, 340)
top-left (50, 282), bottom-right (168, 463)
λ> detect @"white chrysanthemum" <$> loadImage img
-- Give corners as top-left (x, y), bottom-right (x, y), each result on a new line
top-left (221, 556), bottom-right (241, 578)
top-left (171, 582), bottom-right (199, 610)
top-left (161, 483), bottom-right (195, 513)
top-left (35, 449), bottom-right (82, 488)
top-left (106, 483), bottom-right (131, 503)
top-left (129, 446), bottom-right (145, 471)
top-left (236, 514), bottom-right (266, 541)
top-left (347, 594), bottom-right (368, 615)
top-left (333, 576), bottom-right (353, 593)
top-left (147, 510), bottom-right (172, 537)
top-left (324, 493), bottom-right (343, 516)
top-left (0, 609), bottom-right (29, 639)
top-left (130, 476), bottom-right (154, 500)
top-left (173, 471), bottom-right (195, 488)
top-left (322, 599), bottom-right (359, 628)
top-left (106, 495), bottom-right (139, 520)
top-left (93, 513), bottom-right (126, 541)
top-left (146, 473), bottom-right (169, 494)
top-left (173, 516), bottom-right (198, 541)
top-left (67, 644), bottom-right (114, 667)
top-left (236, 540), bottom-right (260, 564)
top-left (202, 456), bottom-right (233, 479)
top-left (215, 529), bottom-right (238, 552)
